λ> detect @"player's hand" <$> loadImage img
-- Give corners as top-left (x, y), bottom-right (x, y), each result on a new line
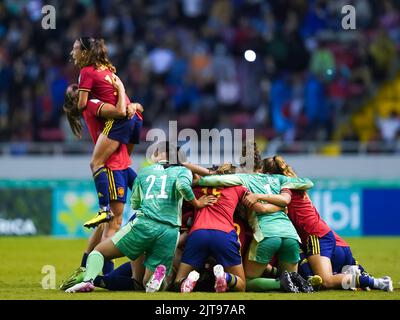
top-left (243, 193), bottom-right (259, 208)
top-left (127, 103), bottom-right (143, 119)
top-left (112, 75), bottom-right (125, 91)
top-left (195, 195), bottom-right (218, 208)
top-left (127, 103), bottom-right (137, 119)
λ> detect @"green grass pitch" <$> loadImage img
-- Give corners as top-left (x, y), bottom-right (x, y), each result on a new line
top-left (0, 236), bottom-right (399, 300)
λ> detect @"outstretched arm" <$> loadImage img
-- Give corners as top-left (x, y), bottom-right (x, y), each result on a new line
top-left (243, 192), bottom-right (291, 208)
top-left (182, 163), bottom-right (214, 176)
top-left (251, 202), bottom-right (286, 215)
top-left (279, 176), bottom-right (314, 190)
top-left (177, 169), bottom-right (217, 208)
top-left (198, 174), bottom-right (243, 187)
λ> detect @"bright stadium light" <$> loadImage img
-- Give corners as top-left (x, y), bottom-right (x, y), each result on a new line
top-left (244, 50), bottom-right (256, 62)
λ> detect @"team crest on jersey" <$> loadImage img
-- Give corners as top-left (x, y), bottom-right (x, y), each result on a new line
top-left (117, 187), bottom-right (125, 198)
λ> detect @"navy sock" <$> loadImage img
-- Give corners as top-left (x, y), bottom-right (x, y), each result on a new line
top-left (94, 262), bottom-right (131, 288)
top-left (93, 274), bottom-right (134, 291)
top-left (93, 167), bottom-right (110, 209)
top-left (94, 262), bottom-right (142, 291)
top-left (225, 273), bottom-right (237, 288)
top-left (112, 262), bottom-right (133, 277)
top-left (93, 275), bottom-right (106, 288)
top-left (298, 259), bottom-right (314, 279)
top-left (357, 275), bottom-right (375, 288)
top-left (81, 253), bottom-right (89, 268)
top-left (102, 259), bottom-right (115, 275)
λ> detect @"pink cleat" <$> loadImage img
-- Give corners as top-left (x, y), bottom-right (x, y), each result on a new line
top-left (146, 264), bottom-right (167, 293)
top-left (65, 281), bottom-right (95, 293)
top-left (213, 264), bottom-right (228, 293)
top-left (181, 270), bottom-right (200, 293)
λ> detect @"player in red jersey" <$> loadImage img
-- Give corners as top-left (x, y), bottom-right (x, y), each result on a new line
top-left (60, 84), bottom-right (142, 290)
top-left (173, 165), bottom-right (284, 293)
top-left (70, 37), bottom-right (143, 225)
top-left (247, 155), bottom-right (392, 292)
top-left (298, 231), bottom-right (378, 291)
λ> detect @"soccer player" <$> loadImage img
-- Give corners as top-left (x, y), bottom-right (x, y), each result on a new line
top-left (255, 155), bottom-right (393, 292)
top-left (297, 231), bottom-right (392, 292)
top-left (174, 164), bottom-right (285, 293)
top-left (70, 37), bottom-right (143, 224)
top-left (60, 84), bottom-right (140, 288)
top-left (65, 142), bottom-right (216, 293)
top-left (196, 162), bottom-right (315, 293)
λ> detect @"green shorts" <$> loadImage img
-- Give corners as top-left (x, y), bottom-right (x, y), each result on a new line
top-left (248, 237), bottom-right (300, 264)
top-left (111, 215), bottom-right (179, 275)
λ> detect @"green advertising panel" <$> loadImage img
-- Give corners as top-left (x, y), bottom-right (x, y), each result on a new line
top-left (0, 188), bottom-right (52, 235)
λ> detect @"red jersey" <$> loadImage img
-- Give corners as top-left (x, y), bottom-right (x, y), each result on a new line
top-left (190, 186), bottom-right (248, 234)
top-left (83, 99), bottom-right (131, 170)
top-left (79, 65), bottom-right (143, 120)
top-left (233, 217), bottom-right (253, 258)
top-left (284, 189), bottom-right (331, 244)
top-left (333, 231), bottom-right (349, 247)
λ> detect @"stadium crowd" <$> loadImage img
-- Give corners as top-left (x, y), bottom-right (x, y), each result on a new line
top-left (1, 0), bottom-right (400, 152)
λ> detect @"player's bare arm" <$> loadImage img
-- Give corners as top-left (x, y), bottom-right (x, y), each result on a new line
top-left (189, 195), bottom-right (218, 209)
top-left (243, 192), bottom-right (291, 208)
top-left (77, 90), bottom-right (89, 110)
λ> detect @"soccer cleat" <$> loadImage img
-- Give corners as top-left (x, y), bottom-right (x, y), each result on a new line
top-left (279, 271), bottom-right (299, 293)
top-left (146, 264), bottom-right (167, 293)
top-left (181, 270), bottom-right (200, 293)
top-left (65, 281), bottom-right (95, 293)
top-left (83, 209), bottom-right (113, 229)
top-left (307, 275), bottom-right (323, 291)
top-left (289, 272), bottom-right (314, 293)
top-left (376, 276), bottom-right (393, 292)
top-left (59, 267), bottom-right (86, 290)
top-left (213, 264), bottom-right (228, 293)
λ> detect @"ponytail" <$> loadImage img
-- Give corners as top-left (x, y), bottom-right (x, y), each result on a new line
top-left (63, 84), bottom-right (83, 138)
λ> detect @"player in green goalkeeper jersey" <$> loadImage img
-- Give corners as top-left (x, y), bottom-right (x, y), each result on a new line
top-left (198, 167), bottom-right (314, 292)
top-left (65, 142), bottom-right (216, 294)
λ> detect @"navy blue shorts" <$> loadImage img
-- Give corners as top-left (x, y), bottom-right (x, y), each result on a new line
top-left (106, 168), bottom-right (137, 203)
top-left (305, 231), bottom-right (336, 258)
top-left (103, 114), bottom-right (142, 145)
top-left (126, 167), bottom-right (137, 191)
top-left (181, 229), bottom-right (242, 269)
top-left (331, 246), bottom-right (356, 274)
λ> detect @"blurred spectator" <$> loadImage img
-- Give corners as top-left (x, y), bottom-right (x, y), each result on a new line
top-left (0, 0), bottom-right (399, 154)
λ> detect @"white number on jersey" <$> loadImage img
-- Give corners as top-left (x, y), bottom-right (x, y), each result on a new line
top-left (145, 175), bottom-right (169, 199)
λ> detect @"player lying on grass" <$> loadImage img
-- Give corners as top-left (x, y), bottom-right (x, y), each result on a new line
top-left (70, 37), bottom-right (143, 225)
top-left (247, 155), bottom-right (393, 292)
top-left (61, 84), bottom-right (140, 285)
top-left (65, 142), bottom-right (216, 293)
top-left (297, 231), bottom-right (392, 291)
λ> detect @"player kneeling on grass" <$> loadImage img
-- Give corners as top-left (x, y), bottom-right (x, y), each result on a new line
top-left (197, 161), bottom-right (315, 293)
top-left (65, 142), bottom-right (216, 293)
top-left (173, 164), bottom-right (286, 293)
